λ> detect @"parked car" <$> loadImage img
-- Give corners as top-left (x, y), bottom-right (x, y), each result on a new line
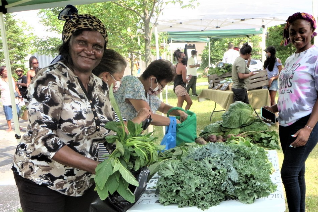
top-left (248, 59), bottom-right (263, 72)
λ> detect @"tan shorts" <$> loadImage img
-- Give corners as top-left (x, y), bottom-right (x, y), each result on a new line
top-left (174, 85), bottom-right (188, 97)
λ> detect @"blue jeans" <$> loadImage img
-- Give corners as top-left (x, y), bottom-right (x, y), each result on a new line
top-left (279, 115), bottom-right (318, 212)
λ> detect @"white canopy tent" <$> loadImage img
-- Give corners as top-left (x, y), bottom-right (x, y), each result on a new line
top-left (1, 0), bottom-right (318, 138)
top-left (154, 0), bottom-right (318, 64)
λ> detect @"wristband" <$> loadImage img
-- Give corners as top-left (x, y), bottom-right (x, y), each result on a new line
top-left (305, 125), bottom-right (313, 131)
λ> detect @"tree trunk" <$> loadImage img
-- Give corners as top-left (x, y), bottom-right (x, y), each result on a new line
top-left (144, 19), bottom-right (152, 67)
top-left (130, 53), bottom-right (134, 75)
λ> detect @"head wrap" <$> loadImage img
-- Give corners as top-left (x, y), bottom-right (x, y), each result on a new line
top-left (61, 14), bottom-right (108, 45)
top-left (282, 12), bottom-right (317, 46)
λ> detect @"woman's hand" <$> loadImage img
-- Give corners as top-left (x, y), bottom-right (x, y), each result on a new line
top-left (290, 127), bottom-right (312, 147)
top-left (179, 111), bottom-right (188, 122)
top-left (132, 108), bottom-right (151, 124)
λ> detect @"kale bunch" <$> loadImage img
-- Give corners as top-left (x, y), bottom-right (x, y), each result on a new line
top-left (157, 142), bottom-right (276, 210)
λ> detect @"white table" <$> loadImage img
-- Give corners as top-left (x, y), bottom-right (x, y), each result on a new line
top-left (129, 150), bottom-right (285, 212)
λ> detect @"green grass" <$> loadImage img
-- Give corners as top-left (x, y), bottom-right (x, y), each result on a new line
top-left (153, 85), bottom-right (318, 212)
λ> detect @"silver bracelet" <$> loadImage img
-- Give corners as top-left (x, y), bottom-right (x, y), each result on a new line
top-left (305, 125), bottom-right (313, 131)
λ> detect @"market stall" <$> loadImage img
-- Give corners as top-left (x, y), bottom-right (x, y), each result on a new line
top-left (129, 150), bottom-right (285, 212)
top-left (198, 89), bottom-right (270, 121)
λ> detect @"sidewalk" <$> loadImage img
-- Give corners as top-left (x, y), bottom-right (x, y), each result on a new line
top-left (0, 105), bottom-right (28, 212)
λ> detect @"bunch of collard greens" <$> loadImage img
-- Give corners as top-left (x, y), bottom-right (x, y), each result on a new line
top-left (199, 101), bottom-right (280, 149)
top-left (157, 142), bottom-right (276, 210)
top-left (94, 86), bottom-right (164, 203)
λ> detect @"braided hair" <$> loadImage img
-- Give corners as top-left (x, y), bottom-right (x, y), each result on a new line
top-left (282, 12), bottom-right (317, 46)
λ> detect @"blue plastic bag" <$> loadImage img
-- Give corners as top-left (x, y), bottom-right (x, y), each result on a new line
top-left (160, 117), bottom-right (177, 151)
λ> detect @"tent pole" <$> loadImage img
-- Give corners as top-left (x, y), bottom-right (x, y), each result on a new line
top-left (208, 38), bottom-right (211, 67)
top-left (155, 24), bottom-right (160, 59)
top-left (0, 13), bottom-right (21, 138)
top-left (261, 26), bottom-right (267, 62)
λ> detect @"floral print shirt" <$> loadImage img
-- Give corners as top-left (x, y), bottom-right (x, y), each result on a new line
top-left (114, 75), bottom-right (161, 121)
top-left (277, 45), bottom-right (318, 126)
top-left (12, 62), bottom-right (116, 196)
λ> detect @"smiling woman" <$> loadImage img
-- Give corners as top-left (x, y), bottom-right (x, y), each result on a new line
top-left (11, 10), bottom-right (116, 212)
top-left (265, 12), bottom-right (318, 212)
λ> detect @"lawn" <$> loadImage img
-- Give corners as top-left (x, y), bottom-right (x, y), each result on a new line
top-left (153, 84), bottom-right (318, 212)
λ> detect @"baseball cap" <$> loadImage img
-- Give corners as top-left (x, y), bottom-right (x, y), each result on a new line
top-left (15, 68), bottom-right (23, 72)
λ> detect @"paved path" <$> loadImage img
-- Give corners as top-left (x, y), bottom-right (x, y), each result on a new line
top-left (0, 105), bottom-right (28, 212)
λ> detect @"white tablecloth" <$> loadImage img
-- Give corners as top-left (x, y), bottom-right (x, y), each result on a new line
top-left (129, 150), bottom-right (285, 212)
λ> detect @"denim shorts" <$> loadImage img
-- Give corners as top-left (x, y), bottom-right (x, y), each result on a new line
top-left (269, 79), bottom-right (278, 91)
top-left (3, 105), bottom-right (20, 120)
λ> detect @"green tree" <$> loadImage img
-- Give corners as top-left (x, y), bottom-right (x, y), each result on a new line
top-left (200, 35), bottom-right (262, 68)
top-left (266, 24), bottom-right (295, 65)
top-left (37, 0), bottom-right (197, 72)
top-left (0, 14), bottom-right (33, 72)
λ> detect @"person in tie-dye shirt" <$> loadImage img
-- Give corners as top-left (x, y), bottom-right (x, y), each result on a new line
top-left (265, 12), bottom-right (318, 212)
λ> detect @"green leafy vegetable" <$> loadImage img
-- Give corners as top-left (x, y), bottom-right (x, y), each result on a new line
top-left (94, 85), bottom-right (164, 203)
top-left (157, 142), bottom-right (276, 210)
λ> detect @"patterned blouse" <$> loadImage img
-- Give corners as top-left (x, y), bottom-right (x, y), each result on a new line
top-left (12, 62), bottom-right (116, 196)
top-left (114, 75), bottom-right (161, 121)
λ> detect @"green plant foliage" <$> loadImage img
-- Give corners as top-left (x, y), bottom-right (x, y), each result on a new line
top-left (0, 14), bottom-right (33, 70)
top-left (266, 24), bottom-right (296, 65)
top-left (94, 86), bottom-right (164, 202)
top-left (201, 36), bottom-right (262, 68)
top-left (157, 142), bottom-right (276, 210)
top-left (208, 63), bottom-right (232, 75)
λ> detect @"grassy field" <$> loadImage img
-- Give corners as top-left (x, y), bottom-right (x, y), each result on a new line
top-left (153, 84), bottom-right (318, 212)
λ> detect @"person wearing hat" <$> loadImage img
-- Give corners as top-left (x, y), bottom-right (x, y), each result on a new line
top-left (263, 46), bottom-right (282, 106)
top-left (11, 9), bottom-right (146, 212)
top-left (15, 68), bottom-right (27, 98)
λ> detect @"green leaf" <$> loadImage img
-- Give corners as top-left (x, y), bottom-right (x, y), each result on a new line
top-left (127, 120), bottom-right (143, 136)
top-left (117, 177), bottom-right (136, 203)
top-left (105, 135), bottom-right (119, 143)
top-left (117, 161), bottom-right (139, 186)
top-left (96, 182), bottom-right (110, 200)
top-left (107, 172), bottom-right (120, 195)
top-left (95, 159), bottom-right (113, 190)
top-left (115, 140), bottom-right (125, 155)
top-left (105, 121), bottom-right (121, 133)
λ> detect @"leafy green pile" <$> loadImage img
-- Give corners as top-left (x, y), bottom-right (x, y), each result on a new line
top-left (157, 142), bottom-right (276, 210)
top-left (208, 63), bottom-right (232, 76)
top-left (94, 86), bottom-right (164, 203)
top-left (199, 102), bottom-right (280, 149)
top-left (222, 101), bottom-right (255, 129)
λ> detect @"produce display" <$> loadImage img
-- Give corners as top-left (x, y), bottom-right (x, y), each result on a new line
top-left (152, 142), bottom-right (277, 210)
top-left (94, 87), bottom-right (164, 203)
top-left (199, 101), bottom-right (280, 150)
top-left (208, 63), bottom-right (232, 76)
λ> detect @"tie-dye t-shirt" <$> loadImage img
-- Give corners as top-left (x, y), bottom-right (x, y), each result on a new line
top-left (277, 45), bottom-right (318, 126)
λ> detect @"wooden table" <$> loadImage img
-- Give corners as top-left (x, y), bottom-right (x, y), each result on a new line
top-left (198, 89), bottom-right (270, 121)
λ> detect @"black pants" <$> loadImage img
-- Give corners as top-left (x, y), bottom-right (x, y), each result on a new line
top-left (279, 115), bottom-right (318, 212)
top-left (14, 173), bottom-right (98, 212)
top-left (232, 88), bottom-right (249, 104)
top-left (186, 76), bottom-right (197, 95)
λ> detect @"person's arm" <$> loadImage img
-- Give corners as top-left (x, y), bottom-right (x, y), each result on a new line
top-left (53, 145), bottom-right (99, 174)
top-left (290, 97), bottom-right (318, 147)
top-left (158, 102), bottom-right (188, 122)
top-left (182, 66), bottom-right (187, 83)
top-left (26, 70), bottom-right (32, 87)
top-left (13, 77), bottom-right (21, 96)
top-left (128, 98), bottom-right (171, 126)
